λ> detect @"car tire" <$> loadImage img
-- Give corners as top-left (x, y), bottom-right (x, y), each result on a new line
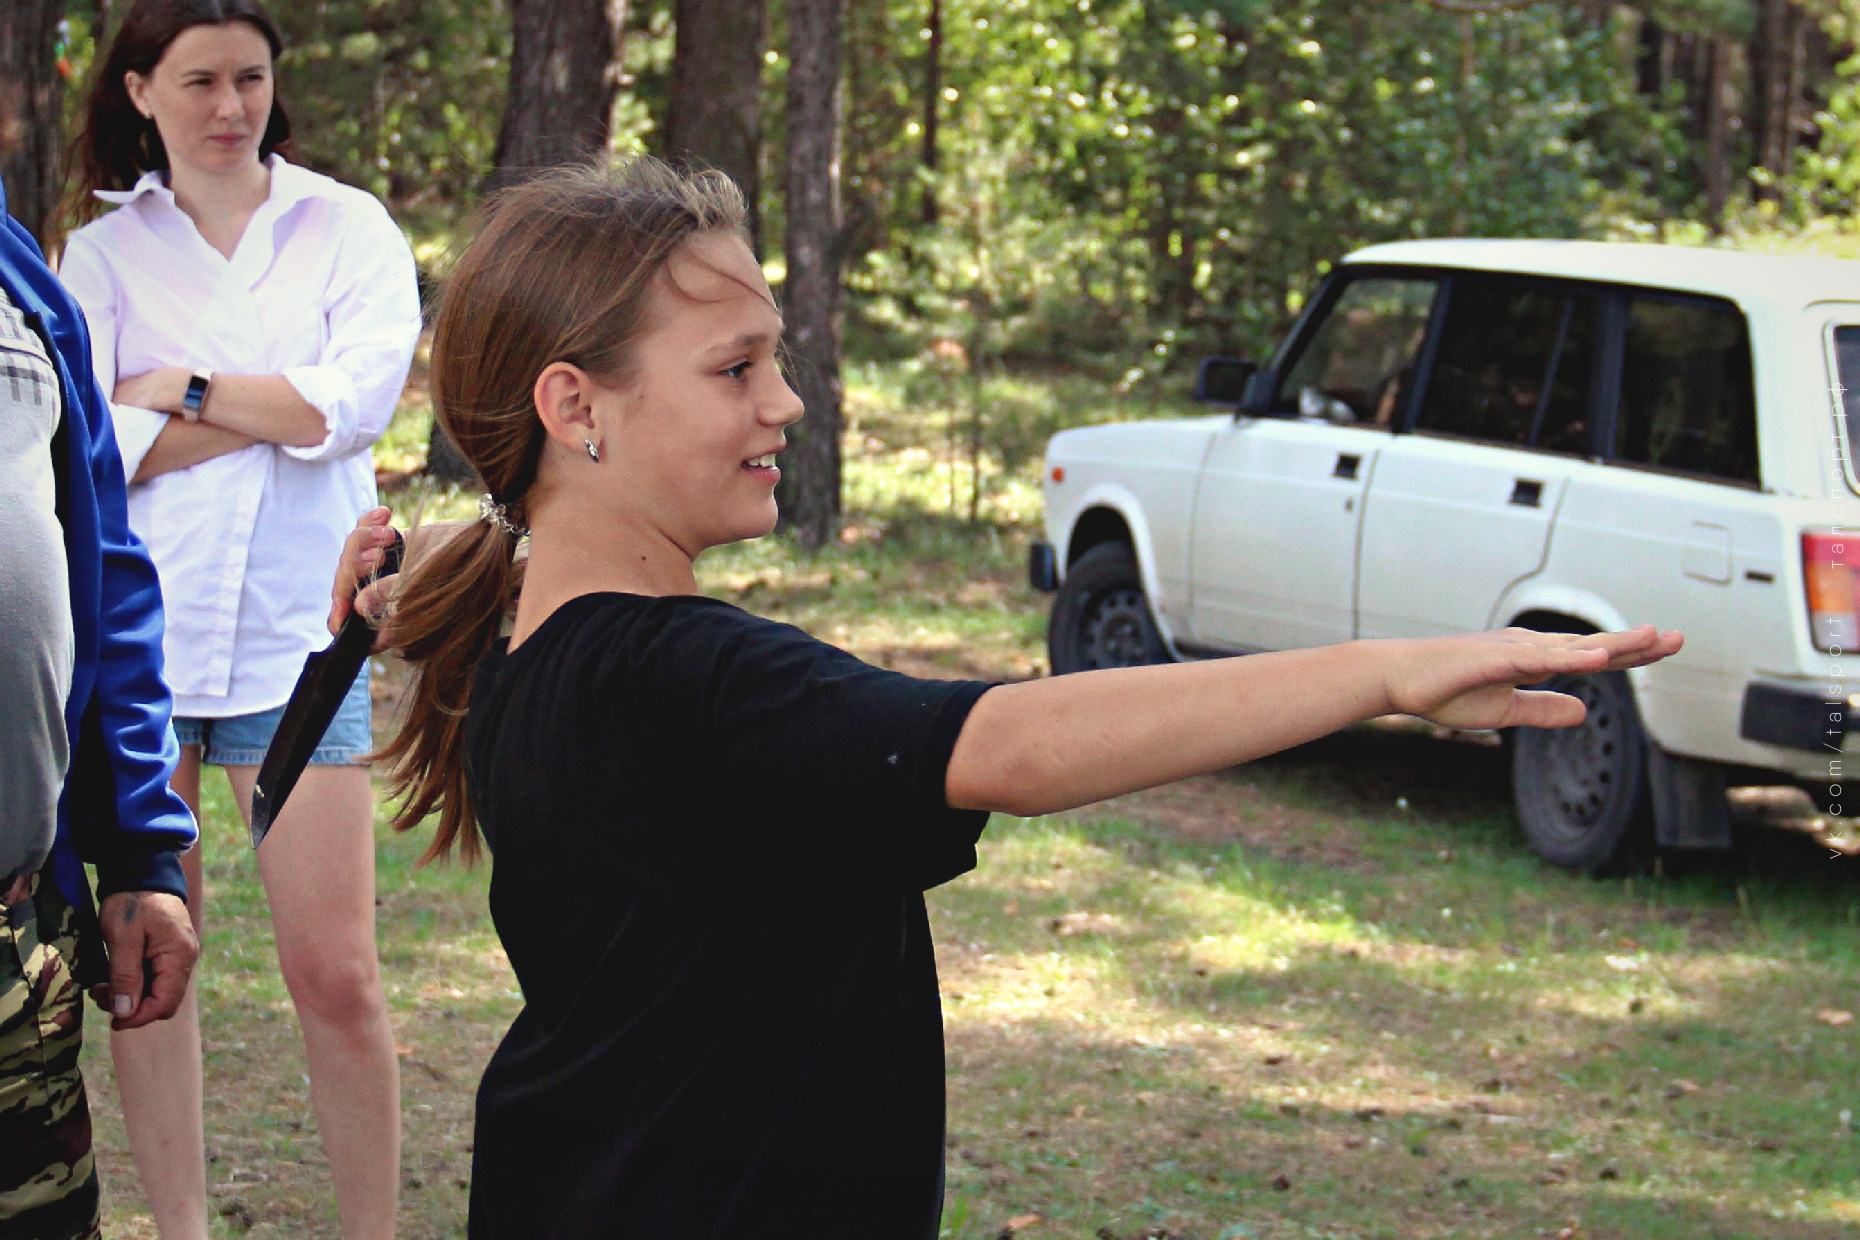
top-left (1511, 669), bottom-right (1650, 873)
top-left (1048, 542), bottom-right (1172, 675)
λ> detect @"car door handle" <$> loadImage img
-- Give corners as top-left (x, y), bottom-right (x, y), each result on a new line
top-left (1509, 478), bottom-right (1544, 508)
top-left (1333, 453), bottom-right (1361, 480)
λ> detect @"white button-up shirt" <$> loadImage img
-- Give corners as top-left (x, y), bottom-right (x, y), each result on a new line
top-left (60, 156), bottom-right (420, 717)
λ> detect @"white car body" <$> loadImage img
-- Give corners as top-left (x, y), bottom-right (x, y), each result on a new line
top-left (1042, 239), bottom-right (1860, 789)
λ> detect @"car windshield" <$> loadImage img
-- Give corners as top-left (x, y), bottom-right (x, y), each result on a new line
top-left (1275, 276), bottom-right (1439, 425)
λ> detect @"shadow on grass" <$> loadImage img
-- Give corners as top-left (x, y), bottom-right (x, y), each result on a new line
top-left (941, 1012), bottom-right (1860, 1240)
top-left (932, 732), bottom-right (1860, 1238)
top-left (1250, 725), bottom-right (1860, 930)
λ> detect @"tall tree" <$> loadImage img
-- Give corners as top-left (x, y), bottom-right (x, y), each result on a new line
top-left (1703, 37), bottom-right (1734, 226)
top-left (920, 0), bottom-right (940, 224)
top-left (491, 0), bottom-right (628, 183)
top-left (1748, 0), bottom-right (1808, 203)
top-left (0, 0), bottom-right (64, 245)
top-left (665, 0), bottom-right (766, 252)
top-left (779, 0), bottom-right (845, 548)
top-left (431, 0), bottom-right (627, 481)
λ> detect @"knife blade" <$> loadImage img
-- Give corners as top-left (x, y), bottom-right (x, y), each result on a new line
top-left (249, 531), bottom-right (403, 848)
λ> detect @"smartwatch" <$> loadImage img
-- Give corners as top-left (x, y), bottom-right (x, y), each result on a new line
top-left (181, 369), bottom-right (213, 421)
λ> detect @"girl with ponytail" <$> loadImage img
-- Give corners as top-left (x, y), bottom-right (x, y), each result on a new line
top-left (335, 159), bottom-right (1680, 1239)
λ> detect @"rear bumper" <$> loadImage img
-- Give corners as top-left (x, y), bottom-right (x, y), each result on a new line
top-left (1740, 682), bottom-right (1850, 753)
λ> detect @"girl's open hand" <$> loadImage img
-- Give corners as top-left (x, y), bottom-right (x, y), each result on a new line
top-left (1383, 625), bottom-right (1684, 731)
top-left (329, 506), bottom-right (403, 651)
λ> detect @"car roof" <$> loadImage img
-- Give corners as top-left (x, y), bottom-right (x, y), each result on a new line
top-left (1343, 238), bottom-right (1860, 309)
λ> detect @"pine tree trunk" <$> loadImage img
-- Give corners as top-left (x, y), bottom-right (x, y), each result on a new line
top-left (778, 0), bottom-right (844, 549)
top-left (1635, 15), bottom-right (1666, 98)
top-left (666, 0), bottom-right (766, 253)
top-left (0, 0), bottom-right (64, 247)
top-left (1779, 4), bottom-right (1809, 186)
top-left (1748, 0), bottom-right (1792, 202)
top-left (490, 0), bottom-right (628, 182)
top-left (431, 0), bottom-right (629, 481)
top-left (1703, 38), bottom-right (1732, 227)
top-left (920, 0), bottom-right (940, 225)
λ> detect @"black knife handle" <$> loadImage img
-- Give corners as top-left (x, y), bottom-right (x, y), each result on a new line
top-left (369, 528), bottom-right (405, 591)
top-left (333, 529), bottom-right (405, 658)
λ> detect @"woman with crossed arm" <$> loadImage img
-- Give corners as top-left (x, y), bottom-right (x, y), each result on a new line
top-left (57, 2), bottom-right (420, 1236)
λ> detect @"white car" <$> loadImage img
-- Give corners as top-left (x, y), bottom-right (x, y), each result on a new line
top-left (1033, 238), bottom-right (1860, 871)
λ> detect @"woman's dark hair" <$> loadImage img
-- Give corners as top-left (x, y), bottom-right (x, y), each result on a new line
top-left (61, 0), bottom-right (290, 229)
top-left (381, 159), bottom-right (747, 865)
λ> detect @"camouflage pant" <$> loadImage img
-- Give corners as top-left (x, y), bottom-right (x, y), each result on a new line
top-left (0, 872), bottom-right (99, 1240)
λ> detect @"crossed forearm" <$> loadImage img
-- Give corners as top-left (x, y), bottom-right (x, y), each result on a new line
top-left (196, 373), bottom-right (328, 447)
top-left (135, 419), bottom-right (259, 481)
top-left (119, 368), bottom-right (328, 482)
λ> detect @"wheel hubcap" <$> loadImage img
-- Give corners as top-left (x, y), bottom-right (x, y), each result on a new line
top-left (1080, 588), bottom-right (1153, 668)
top-left (1538, 677), bottom-right (1630, 835)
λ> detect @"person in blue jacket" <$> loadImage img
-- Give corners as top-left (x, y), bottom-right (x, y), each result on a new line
top-left (0, 175), bottom-right (199, 1239)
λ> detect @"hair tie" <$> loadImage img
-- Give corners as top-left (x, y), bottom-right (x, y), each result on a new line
top-left (478, 492), bottom-right (529, 538)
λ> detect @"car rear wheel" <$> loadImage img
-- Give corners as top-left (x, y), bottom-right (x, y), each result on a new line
top-left (1511, 669), bottom-right (1650, 873)
top-left (1048, 542), bottom-right (1171, 675)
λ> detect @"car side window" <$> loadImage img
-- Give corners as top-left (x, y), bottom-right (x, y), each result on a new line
top-left (1830, 326), bottom-right (1860, 476)
top-left (1414, 278), bottom-right (1597, 454)
top-left (1274, 277), bottom-right (1439, 425)
top-left (1612, 294), bottom-right (1758, 485)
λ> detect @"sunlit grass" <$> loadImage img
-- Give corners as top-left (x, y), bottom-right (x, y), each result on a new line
top-left (75, 360), bottom-right (1860, 1238)
top-left (932, 784), bottom-right (1860, 1240)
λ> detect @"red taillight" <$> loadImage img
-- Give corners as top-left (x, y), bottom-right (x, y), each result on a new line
top-left (1803, 531), bottom-right (1860, 651)
top-left (1050, 466), bottom-right (1066, 483)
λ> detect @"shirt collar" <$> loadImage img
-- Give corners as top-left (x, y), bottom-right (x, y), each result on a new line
top-left (92, 155), bottom-right (335, 212)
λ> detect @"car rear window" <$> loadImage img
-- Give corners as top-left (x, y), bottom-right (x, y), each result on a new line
top-left (1415, 277), bottom-right (1597, 453)
top-left (1274, 276), bottom-right (1439, 425)
top-left (1612, 294), bottom-right (1758, 485)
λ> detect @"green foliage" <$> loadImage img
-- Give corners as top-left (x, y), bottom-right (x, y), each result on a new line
top-left (1789, 2), bottom-right (1860, 218)
top-left (845, 0), bottom-right (1686, 384)
top-left (272, 0), bottom-right (510, 236)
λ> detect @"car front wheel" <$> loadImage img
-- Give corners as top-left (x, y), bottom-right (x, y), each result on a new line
top-left (1511, 669), bottom-right (1649, 872)
top-left (1047, 542), bottom-right (1171, 675)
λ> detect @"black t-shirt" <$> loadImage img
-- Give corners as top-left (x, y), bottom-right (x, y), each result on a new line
top-left (463, 593), bottom-right (994, 1240)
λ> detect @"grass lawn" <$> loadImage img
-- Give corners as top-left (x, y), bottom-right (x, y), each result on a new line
top-left (83, 372), bottom-right (1860, 1239)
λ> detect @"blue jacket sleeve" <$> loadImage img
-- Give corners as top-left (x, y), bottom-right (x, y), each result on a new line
top-left (69, 297), bottom-right (196, 899)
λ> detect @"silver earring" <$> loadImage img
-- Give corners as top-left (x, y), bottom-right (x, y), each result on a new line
top-left (584, 438), bottom-right (600, 463)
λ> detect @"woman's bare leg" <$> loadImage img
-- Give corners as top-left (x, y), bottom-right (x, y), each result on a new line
top-left (225, 763), bottom-right (398, 1240)
top-left (110, 745), bottom-right (209, 1240)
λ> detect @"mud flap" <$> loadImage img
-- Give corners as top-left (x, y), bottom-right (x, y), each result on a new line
top-left (1648, 747), bottom-right (1732, 849)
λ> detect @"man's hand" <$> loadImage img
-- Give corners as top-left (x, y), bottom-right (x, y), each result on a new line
top-left (1384, 625), bottom-right (1685, 731)
top-left (92, 890), bottom-right (198, 1030)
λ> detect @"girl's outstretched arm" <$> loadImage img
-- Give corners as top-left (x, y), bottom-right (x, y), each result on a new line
top-left (945, 626), bottom-right (1683, 817)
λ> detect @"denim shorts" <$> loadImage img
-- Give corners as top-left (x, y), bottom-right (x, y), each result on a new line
top-left (172, 668), bottom-right (373, 767)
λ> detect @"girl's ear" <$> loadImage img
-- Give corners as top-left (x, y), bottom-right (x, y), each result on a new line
top-left (533, 362), bottom-right (602, 452)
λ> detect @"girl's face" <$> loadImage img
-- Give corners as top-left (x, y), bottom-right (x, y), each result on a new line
top-left (126, 22), bottom-right (274, 180)
top-left (583, 231), bottom-right (805, 555)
